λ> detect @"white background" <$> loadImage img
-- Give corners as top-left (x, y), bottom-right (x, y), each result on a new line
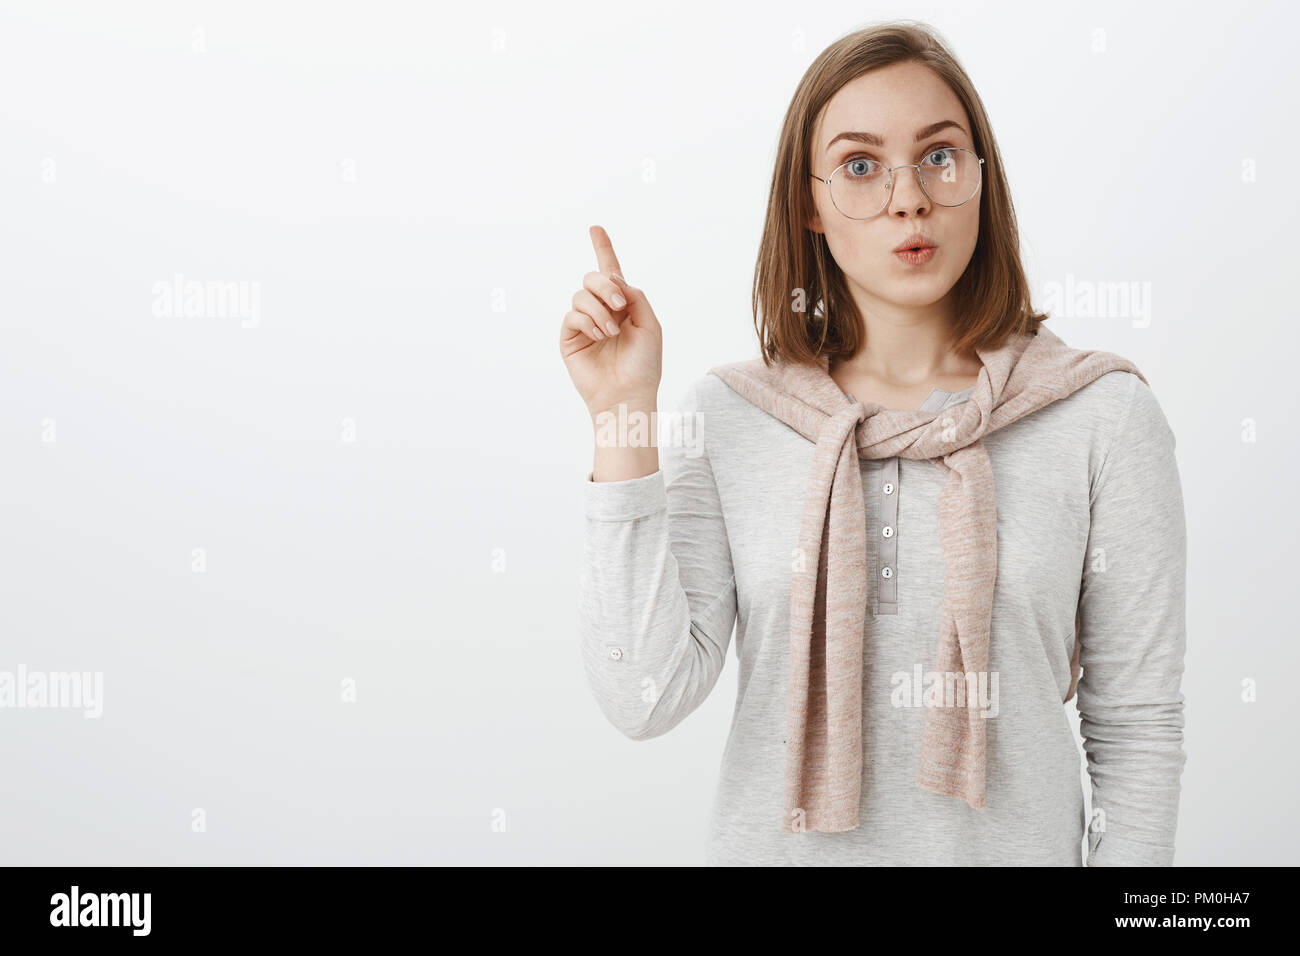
top-left (1, 0), bottom-right (1295, 864)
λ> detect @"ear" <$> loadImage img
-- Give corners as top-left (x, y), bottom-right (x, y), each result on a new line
top-left (807, 209), bottom-right (824, 235)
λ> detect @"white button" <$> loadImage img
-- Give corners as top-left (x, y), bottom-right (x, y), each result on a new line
top-left (883, 482), bottom-right (895, 495)
top-left (609, 647), bottom-right (624, 660)
top-left (881, 566), bottom-right (893, 579)
top-left (882, 526), bottom-right (894, 538)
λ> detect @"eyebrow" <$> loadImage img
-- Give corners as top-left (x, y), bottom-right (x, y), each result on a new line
top-left (826, 120), bottom-right (968, 152)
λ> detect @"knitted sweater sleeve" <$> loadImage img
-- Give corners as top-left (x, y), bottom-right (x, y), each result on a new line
top-left (577, 377), bottom-right (738, 740)
top-left (1076, 372), bottom-right (1189, 866)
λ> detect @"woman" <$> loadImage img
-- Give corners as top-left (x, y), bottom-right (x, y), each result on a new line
top-left (559, 20), bottom-right (1187, 866)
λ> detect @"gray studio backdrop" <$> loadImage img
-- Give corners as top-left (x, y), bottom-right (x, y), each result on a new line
top-left (1, 0), bottom-right (1295, 864)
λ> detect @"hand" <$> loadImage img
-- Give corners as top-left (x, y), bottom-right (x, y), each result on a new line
top-left (559, 225), bottom-right (663, 418)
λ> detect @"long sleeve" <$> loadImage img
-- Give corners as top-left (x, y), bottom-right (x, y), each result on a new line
top-left (578, 377), bottom-right (738, 741)
top-left (1075, 372), bottom-right (1188, 866)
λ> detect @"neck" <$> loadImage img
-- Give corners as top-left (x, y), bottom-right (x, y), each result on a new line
top-left (834, 292), bottom-right (976, 385)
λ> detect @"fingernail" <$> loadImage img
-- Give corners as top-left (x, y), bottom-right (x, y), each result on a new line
top-left (611, 293), bottom-right (627, 309)
top-left (592, 325), bottom-right (605, 338)
top-left (605, 321), bottom-right (619, 335)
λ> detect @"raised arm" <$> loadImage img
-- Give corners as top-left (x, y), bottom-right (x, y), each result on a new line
top-left (578, 378), bottom-right (738, 739)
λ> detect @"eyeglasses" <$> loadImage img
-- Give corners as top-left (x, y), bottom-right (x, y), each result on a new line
top-left (809, 147), bottom-right (985, 220)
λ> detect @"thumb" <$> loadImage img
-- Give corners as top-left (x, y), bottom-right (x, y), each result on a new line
top-left (607, 272), bottom-right (657, 331)
top-left (608, 271), bottom-right (640, 315)
top-left (609, 270), bottom-right (636, 307)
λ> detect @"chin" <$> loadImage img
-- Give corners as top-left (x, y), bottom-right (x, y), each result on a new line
top-left (875, 279), bottom-right (954, 307)
top-left (890, 292), bottom-right (951, 308)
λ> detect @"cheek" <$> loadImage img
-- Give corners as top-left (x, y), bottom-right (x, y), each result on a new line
top-left (961, 204), bottom-right (980, 243)
top-left (819, 205), bottom-right (870, 267)
top-left (949, 207), bottom-right (981, 267)
top-left (823, 224), bottom-right (872, 280)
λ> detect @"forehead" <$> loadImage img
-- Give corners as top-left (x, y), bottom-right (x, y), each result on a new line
top-left (815, 61), bottom-right (969, 147)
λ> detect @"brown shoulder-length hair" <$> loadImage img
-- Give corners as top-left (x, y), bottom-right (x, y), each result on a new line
top-left (753, 19), bottom-right (1046, 367)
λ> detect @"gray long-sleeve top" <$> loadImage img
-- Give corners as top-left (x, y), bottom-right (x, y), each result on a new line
top-left (578, 366), bottom-right (1187, 866)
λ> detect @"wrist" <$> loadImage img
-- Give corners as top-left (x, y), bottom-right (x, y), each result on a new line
top-left (587, 393), bottom-right (658, 422)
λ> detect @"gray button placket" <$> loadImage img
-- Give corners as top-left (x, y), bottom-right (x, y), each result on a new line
top-left (877, 457), bottom-right (900, 614)
top-left (844, 385), bottom-right (975, 617)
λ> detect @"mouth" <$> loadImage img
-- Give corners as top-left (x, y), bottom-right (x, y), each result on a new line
top-left (892, 235), bottom-right (937, 254)
top-left (893, 243), bottom-right (937, 264)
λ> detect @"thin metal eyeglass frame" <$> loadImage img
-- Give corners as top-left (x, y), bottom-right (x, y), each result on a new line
top-left (809, 147), bottom-right (986, 220)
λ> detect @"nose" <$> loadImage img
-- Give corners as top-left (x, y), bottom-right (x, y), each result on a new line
top-left (886, 165), bottom-right (929, 216)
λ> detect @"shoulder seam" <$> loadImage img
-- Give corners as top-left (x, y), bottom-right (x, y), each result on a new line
top-left (690, 376), bottom-right (709, 462)
top-left (1090, 371), bottom-right (1140, 506)
top-left (687, 375), bottom-right (737, 602)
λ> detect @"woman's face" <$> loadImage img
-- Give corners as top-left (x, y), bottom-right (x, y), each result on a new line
top-left (808, 61), bottom-right (981, 314)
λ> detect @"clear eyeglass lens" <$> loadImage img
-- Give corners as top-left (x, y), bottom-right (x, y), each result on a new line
top-left (829, 148), bottom-right (981, 219)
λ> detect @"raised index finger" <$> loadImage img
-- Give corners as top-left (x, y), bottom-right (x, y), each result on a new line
top-left (589, 225), bottom-right (625, 279)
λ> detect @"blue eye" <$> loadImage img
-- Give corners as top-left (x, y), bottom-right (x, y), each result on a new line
top-left (842, 158), bottom-right (883, 180)
top-left (923, 148), bottom-right (956, 167)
